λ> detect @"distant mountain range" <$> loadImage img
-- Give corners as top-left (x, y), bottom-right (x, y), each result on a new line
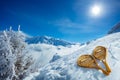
top-left (25, 22), bottom-right (120, 47)
top-left (108, 22), bottom-right (120, 34)
top-left (25, 36), bottom-right (76, 46)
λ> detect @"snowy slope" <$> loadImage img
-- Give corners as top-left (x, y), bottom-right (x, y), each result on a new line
top-left (26, 43), bottom-right (81, 69)
top-left (25, 36), bottom-right (76, 46)
top-left (26, 32), bottom-right (120, 80)
top-left (108, 22), bottom-right (120, 34)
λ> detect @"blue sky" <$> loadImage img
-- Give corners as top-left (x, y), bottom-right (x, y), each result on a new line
top-left (0, 0), bottom-right (120, 42)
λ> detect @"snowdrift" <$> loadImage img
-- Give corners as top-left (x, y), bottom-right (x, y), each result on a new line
top-left (28, 32), bottom-right (120, 80)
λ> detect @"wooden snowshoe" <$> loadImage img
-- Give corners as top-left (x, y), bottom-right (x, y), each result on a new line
top-left (93, 46), bottom-right (111, 73)
top-left (77, 54), bottom-right (109, 75)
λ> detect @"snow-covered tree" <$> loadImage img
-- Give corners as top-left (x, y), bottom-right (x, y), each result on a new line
top-left (7, 30), bottom-right (33, 80)
top-left (0, 31), bottom-right (14, 80)
top-left (0, 29), bottom-right (33, 80)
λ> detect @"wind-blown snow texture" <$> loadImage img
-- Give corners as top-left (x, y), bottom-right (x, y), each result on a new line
top-left (26, 32), bottom-right (120, 80)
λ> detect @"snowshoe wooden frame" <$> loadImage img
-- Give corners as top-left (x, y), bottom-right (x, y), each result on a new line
top-left (93, 46), bottom-right (111, 73)
top-left (77, 55), bottom-right (109, 75)
top-left (77, 46), bottom-right (111, 76)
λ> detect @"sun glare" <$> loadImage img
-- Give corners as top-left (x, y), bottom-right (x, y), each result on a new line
top-left (91, 5), bottom-right (101, 16)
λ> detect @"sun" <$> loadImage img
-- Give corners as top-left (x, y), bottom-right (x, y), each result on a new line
top-left (91, 5), bottom-right (101, 16)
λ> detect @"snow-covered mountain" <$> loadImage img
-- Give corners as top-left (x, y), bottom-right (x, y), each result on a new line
top-left (25, 36), bottom-right (76, 46)
top-left (25, 32), bottom-right (120, 80)
top-left (108, 22), bottom-right (120, 34)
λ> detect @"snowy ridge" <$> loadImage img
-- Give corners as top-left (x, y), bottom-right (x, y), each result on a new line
top-left (26, 32), bottom-right (120, 80)
top-left (25, 36), bottom-right (76, 46)
top-left (108, 22), bottom-right (120, 34)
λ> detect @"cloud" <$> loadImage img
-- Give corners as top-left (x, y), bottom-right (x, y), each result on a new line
top-left (50, 18), bottom-right (100, 34)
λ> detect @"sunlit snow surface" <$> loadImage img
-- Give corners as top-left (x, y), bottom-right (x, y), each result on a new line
top-left (25, 32), bottom-right (120, 80)
top-left (26, 43), bottom-right (81, 69)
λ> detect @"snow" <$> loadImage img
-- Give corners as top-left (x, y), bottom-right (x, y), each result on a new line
top-left (49, 53), bottom-right (61, 63)
top-left (25, 36), bottom-right (76, 46)
top-left (26, 43), bottom-right (81, 68)
top-left (1, 29), bottom-right (120, 80)
top-left (0, 30), bottom-right (34, 80)
top-left (25, 32), bottom-right (120, 80)
top-left (0, 32), bottom-right (14, 80)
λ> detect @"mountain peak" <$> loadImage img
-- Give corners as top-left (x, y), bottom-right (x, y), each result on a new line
top-left (25, 36), bottom-right (76, 46)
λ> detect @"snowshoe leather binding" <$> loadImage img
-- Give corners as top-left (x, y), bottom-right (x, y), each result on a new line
top-left (77, 46), bottom-right (111, 76)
